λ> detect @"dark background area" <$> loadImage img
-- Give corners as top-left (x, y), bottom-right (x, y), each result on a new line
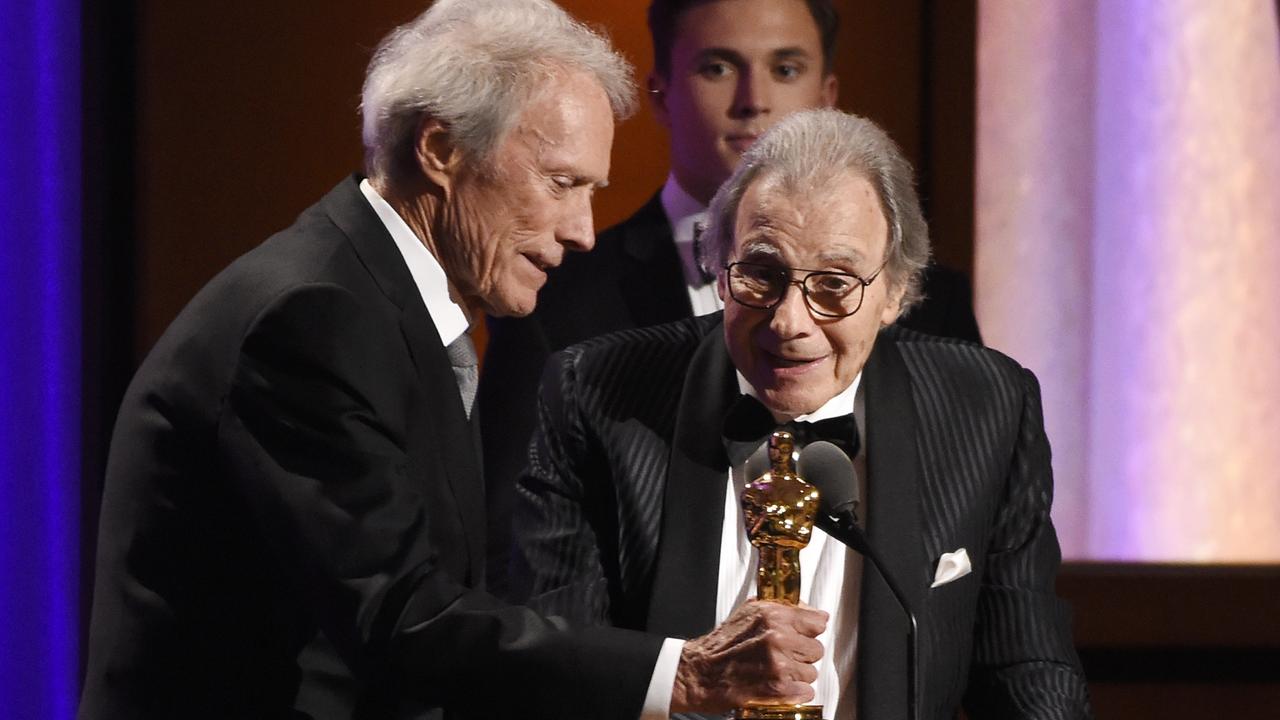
top-left (79, 1), bottom-right (1279, 716)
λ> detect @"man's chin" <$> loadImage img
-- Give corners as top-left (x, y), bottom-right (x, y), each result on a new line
top-left (756, 387), bottom-right (824, 422)
top-left (480, 289), bottom-right (538, 318)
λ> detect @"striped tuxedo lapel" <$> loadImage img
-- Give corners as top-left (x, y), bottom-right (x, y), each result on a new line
top-left (856, 330), bottom-right (928, 720)
top-left (645, 324), bottom-right (737, 639)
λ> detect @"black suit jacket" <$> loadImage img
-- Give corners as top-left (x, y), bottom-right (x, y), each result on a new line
top-left (511, 315), bottom-right (1090, 719)
top-left (79, 176), bottom-right (662, 720)
top-left (479, 193), bottom-right (982, 594)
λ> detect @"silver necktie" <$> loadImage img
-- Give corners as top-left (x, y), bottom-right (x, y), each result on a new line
top-left (445, 332), bottom-right (478, 419)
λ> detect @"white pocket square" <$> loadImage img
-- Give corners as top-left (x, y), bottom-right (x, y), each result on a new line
top-left (931, 548), bottom-right (972, 588)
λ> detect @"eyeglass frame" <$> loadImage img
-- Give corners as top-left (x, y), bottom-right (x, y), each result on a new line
top-left (722, 258), bottom-right (890, 318)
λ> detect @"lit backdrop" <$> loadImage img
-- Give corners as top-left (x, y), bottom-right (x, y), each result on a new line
top-left (976, 0), bottom-right (1280, 561)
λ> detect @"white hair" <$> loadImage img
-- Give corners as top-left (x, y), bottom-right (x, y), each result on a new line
top-left (361, 0), bottom-right (637, 185)
top-left (701, 109), bottom-right (931, 313)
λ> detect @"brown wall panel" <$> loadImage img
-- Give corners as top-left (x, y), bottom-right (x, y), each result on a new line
top-left (923, 1), bottom-right (977, 276)
top-left (135, 2), bottom-right (421, 356)
top-left (834, 2), bottom-right (924, 165)
top-left (555, 1), bottom-right (668, 236)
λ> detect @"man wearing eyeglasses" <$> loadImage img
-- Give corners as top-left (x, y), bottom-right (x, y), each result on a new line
top-left (479, 0), bottom-right (982, 597)
top-left (511, 110), bottom-right (1091, 718)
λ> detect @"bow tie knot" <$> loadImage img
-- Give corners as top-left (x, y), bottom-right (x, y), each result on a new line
top-left (722, 395), bottom-right (860, 468)
top-left (783, 415), bottom-right (859, 460)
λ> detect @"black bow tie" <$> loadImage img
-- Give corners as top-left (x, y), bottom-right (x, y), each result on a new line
top-left (722, 394), bottom-right (861, 468)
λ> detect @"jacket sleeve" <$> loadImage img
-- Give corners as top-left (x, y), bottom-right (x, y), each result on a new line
top-left (478, 313), bottom-right (556, 598)
top-left (962, 368), bottom-right (1093, 719)
top-left (216, 282), bottom-right (661, 719)
top-left (508, 344), bottom-right (618, 626)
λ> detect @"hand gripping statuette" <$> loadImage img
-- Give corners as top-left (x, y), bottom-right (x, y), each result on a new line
top-left (735, 431), bottom-right (824, 720)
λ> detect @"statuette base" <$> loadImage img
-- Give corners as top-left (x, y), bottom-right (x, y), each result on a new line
top-left (733, 702), bottom-right (824, 720)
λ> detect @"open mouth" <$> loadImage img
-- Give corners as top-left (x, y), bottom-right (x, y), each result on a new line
top-left (763, 350), bottom-right (826, 373)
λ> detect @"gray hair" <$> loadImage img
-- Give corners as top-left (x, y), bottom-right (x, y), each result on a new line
top-left (701, 109), bottom-right (931, 314)
top-left (361, 0), bottom-right (637, 185)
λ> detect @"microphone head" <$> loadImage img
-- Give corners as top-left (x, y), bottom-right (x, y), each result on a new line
top-left (799, 441), bottom-right (859, 517)
top-left (744, 441), bottom-right (771, 483)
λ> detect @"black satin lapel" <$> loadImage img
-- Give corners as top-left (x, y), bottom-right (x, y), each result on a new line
top-left (326, 175), bottom-right (417, 310)
top-left (618, 195), bottom-right (693, 327)
top-left (399, 303), bottom-right (486, 586)
top-left (645, 323), bottom-right (736, 638)
top-left (856, 331), bottom-right (926, 720)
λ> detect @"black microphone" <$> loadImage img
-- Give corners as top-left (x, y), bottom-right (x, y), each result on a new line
top-left (798, 441), bottom-right (920, 720)
top-left (798, 440), bottom-right (860, 523)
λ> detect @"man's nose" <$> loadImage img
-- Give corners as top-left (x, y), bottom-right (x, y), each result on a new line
top-left (731, 68), bottom-right (771, 119)
top-left (768, 282), bottom-right (816, 336)
top-left (557, 193), bottom-right (596, 252)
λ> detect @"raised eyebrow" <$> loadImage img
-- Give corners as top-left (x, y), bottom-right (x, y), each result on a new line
top-left (738, 240), bottom-right (783, 259)
top-left (816, 249), bottom-right (866, 265)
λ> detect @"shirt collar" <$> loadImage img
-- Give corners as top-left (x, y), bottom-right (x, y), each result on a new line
top-left (661, 173), bottom-right (714, 288)
top-left (358, 178), bottom-right (469, 347)
top-left (660, 172), bottom-right (708, 245)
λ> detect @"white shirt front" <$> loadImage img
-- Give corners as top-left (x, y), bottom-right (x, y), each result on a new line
top-left (718, 374), bottom-right (869, 719)
top-left (660, 174), bottom-right (723, 317)
top-left (358, 178), bottom-right (469, 346)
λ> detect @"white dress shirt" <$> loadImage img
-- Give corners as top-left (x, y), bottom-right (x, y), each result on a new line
top-left (359, 179), bottom-right (684, 720)
top-left (719, 374), bottom-right (869, 719)
top-left (358, 179), bottom-right (469, 345)
top-left (660, 174), bottom-right (723, 317)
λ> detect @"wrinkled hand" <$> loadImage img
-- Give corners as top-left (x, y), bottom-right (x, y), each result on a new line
top-left (670, 600), bottom-right (827, 714)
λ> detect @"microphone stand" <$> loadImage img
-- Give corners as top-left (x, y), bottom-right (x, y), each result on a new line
top-left (816, 512), bottom-right (919, 720)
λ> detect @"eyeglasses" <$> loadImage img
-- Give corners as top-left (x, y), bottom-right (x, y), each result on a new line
top-left (724, 260), bottom-right (887, 318)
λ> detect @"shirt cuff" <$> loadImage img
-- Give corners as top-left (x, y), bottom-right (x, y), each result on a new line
top-left (639, 637), bottom-right (686, 720)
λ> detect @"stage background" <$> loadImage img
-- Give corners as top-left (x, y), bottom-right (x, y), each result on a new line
top-left (1, 0), bottom-right (1274, 716)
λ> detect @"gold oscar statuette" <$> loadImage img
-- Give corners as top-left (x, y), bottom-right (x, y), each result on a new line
top-left (734, 431), bottom-right (824, 720)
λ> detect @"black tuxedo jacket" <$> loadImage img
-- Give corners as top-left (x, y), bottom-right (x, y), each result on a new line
top-left (511, 314), bottom-right (1090, 719)
top-left (480, 193), bottom-right (982, 594)
top-left (79, 176), bottom-right (662, 720)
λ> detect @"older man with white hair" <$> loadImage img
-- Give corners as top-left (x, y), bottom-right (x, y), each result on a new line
top-left (514, 108), bottom-right (1092, 718)
top-left (78, 2), bottom-right (827, 718)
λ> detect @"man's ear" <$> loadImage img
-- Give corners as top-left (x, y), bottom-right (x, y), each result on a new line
top-left (880, 280), bottom-right (905, 327)
top-left (821, 73), bottom-right (839, 108)
top-left (415, 116), bottom-right (461, 191)
top-left (647, 71), bottom-right (671, 129)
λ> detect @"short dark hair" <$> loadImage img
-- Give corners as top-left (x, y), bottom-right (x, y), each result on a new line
top-left (647, 0), bottom-right (839, 79)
